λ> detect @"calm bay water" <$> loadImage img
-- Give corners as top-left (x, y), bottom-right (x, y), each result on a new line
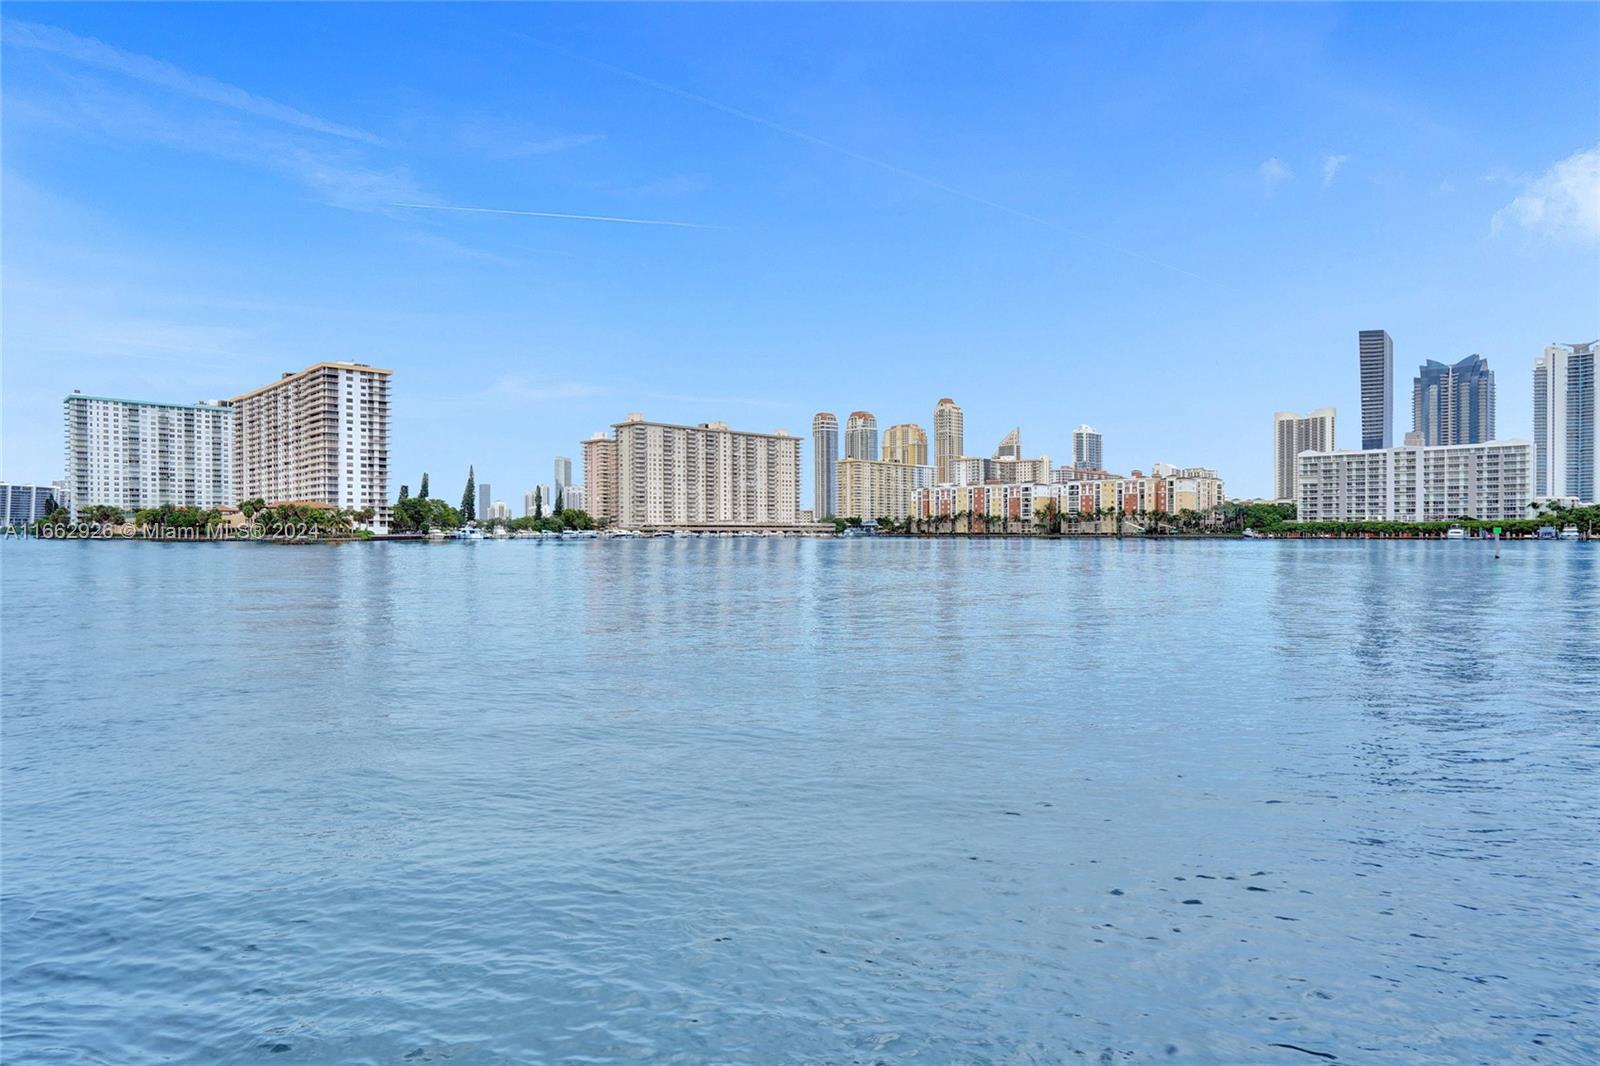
top-left (2, 537), bottom-right (1596, 1064)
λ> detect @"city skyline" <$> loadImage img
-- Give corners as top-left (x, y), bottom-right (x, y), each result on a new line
top-left (3, 5), bottom-right (1596, 500)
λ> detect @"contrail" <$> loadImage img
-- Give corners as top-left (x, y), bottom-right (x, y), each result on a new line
top-left (513, 33), bottom-right (1202, 281)
top-left (391, 202), bottom-right (718, 229)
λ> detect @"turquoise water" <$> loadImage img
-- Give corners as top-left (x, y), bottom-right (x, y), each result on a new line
top-left (2, 538), bottom-right (1596, 1064)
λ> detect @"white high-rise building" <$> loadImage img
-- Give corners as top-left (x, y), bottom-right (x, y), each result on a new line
top-left (2, 483), bottom-right (60, 528)
top-left (1533, 341), bottom-right (1598, 502)
top-left (63, 392), bottom-right (234, 514)
top-left (1273, 408), bottom-right (1337, 502)
top-left (231, 362), bottom-right (391, 531)
top-left (1072, 425), bottom-right (1103, 470)
top-left (1295, 433), bottom-right (1533, 522)
top-left (584, 414), bottom-right (801, 528)
top-left (565, 485), bottom-right (586, 513)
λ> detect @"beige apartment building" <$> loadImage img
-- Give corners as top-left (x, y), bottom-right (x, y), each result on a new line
top-left (581, 432), bottom-right (620, 522)
top-left (920, 465), bottom-right (1226, 533)
top-left (882, 423), bottom-right (929, 466)
top-left (933, 398), bottom-right (964, 483)
top-left (838, 457), bottom-right (935, 521)
top-left (1274, 408), bottom-right (1337, 501)
top-left (231, 362), bottom-right (391, 531)
top-left (582, 414), bottom-right (801, 528)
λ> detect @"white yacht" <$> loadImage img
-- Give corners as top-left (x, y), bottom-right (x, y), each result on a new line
top-left (1559, 525), bottom-right (1581, 540)
top-left (1445, 527), bottom-right (1467, 540)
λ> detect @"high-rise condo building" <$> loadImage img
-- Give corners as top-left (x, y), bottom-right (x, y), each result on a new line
top-left (844, 411), bottom-right (878, 460)
top-left (581, 433), bottom-right (619, 522)
top-left (231, 362), bottom-right (392, 531)
top-left (811, 412), bottom-right (839, 518)
top-left (523, 490), bottom-right (538, 518)
top-left (478, 482), bottom-right (492, 521)
top-left (947, 455), bottom-right (1051, 486)
top-left (582, 414), bottom-right (800, 528)
top-left (882, 423), bottom-right (929, 466)
top-left (838, 458), bottom-right (935, 521)
top-left (1413, 354), bottom-right (1495, 446)
top-left (934, 398), bottom-right (964, 483)
top-left (565, 485), bottom-right (586, 513)
top-left (1295, 433), bottom-right (1532, 522)
top-left (64, 392), bottom-right (234, 514)
top-left (1359, 329), bottom-right (1394, 450)
top-left (1, 483), bottom-right (60, 528)
top-left (1072, 425), bottom-right (1103, 470)
top-left (995, 428), bottom-right (1022, 460)
top-left (1273, 408), bottom-right (1337, 502)
top-left (554, 456), bottom-right (573, 508)
top-left (1533, 341), bottom-right (1597, 502)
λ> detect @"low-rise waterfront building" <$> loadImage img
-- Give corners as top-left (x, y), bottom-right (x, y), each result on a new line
top-left (64, 391), bottom-right (235, 515)
top-left (1295, 433), bottom-right (1532, 522)
top-left (916, 465), bottom-right (1225, 533)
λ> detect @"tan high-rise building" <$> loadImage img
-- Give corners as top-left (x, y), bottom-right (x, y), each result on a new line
top-left (1273, 408), bottom-right (1336, 502)
top-left (882, 423), bottom-right (929, 466)
top-left (838, 457), bottom-right (935, 521)
top-left (934, 398), bottom-right (964, 483)
top-left (231, 362), bottom-right (391, 531)
top-left (581, 433), bottom-right (619, 521)
top-left (583, 414), bottom-right (800, 528)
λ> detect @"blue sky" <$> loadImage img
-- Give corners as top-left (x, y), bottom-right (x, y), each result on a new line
top-left (4, 3), bottom-right (1596, 502)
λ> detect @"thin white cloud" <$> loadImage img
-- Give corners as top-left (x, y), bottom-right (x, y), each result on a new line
top-left (391, 202), bottom-right (718, 229)
top-left (10, 73), bottom-right (425, 212)
top-left (1259, 157), bottom-right (1293, 193)
top-left (4, 19), bottom-right (379, 143)
top-left (516, 34), bottom-right (1203, 280)
top-left (1321, 154), bottom-right (1348, 188)
top-left (455, 122), bottom-right (604, 160)
top-left (1492, 144), bottom-right (1600, 242)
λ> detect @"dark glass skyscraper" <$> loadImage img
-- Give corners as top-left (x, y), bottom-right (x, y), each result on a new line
top-left (1359, 329), bottom-right (1393, 450)
top-left (811, 412), bottom-right (838, 518)
top-left (1413, 354), bottom-right (1496, 446)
